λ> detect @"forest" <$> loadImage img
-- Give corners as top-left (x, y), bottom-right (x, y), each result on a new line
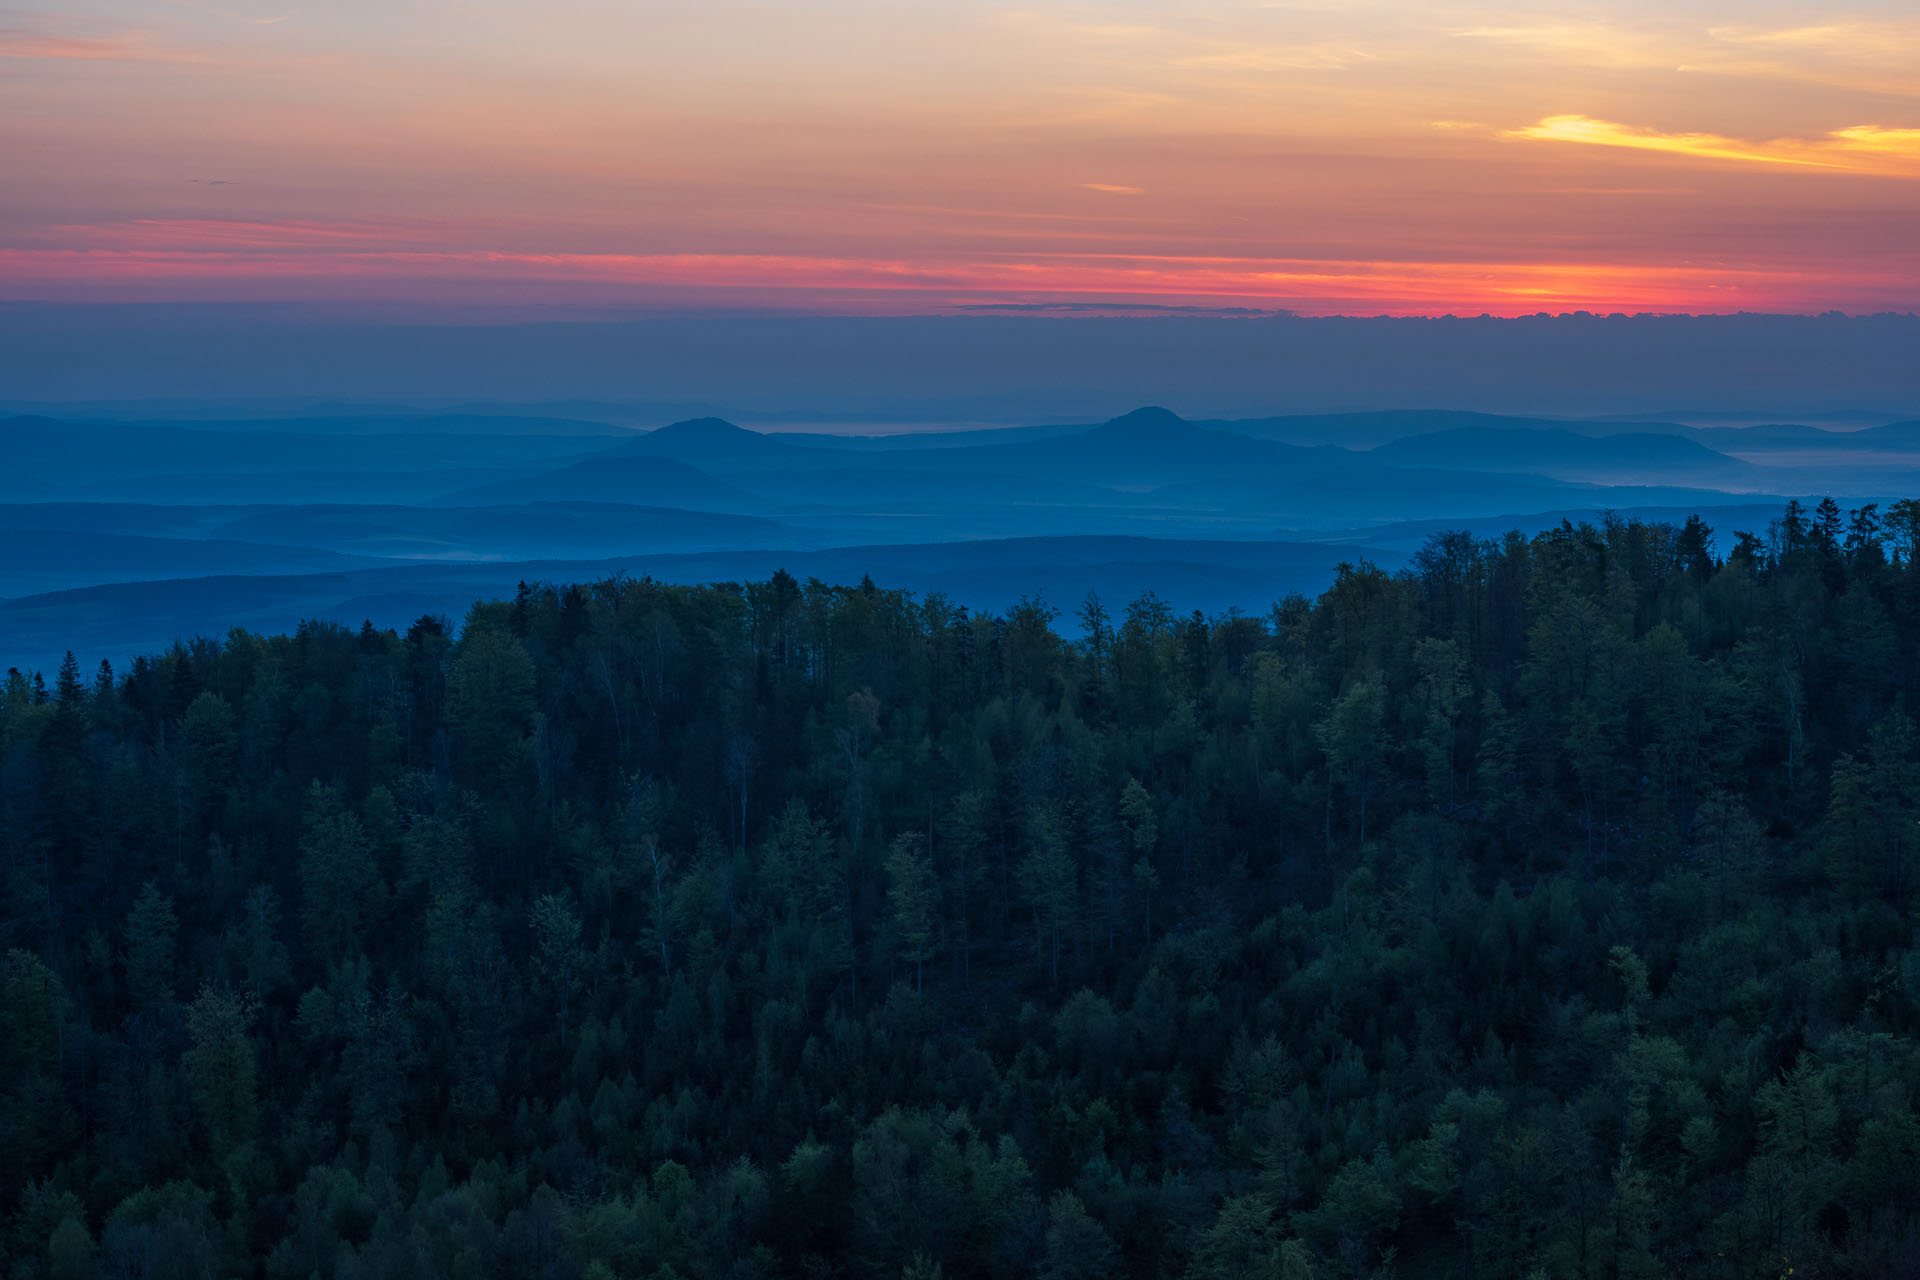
top-left (3, 496), bottom-right (1920, 1279)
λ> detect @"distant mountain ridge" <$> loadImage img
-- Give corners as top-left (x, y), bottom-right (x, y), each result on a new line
top-left (1684, 419), bottom-right (1920, 453)
top-left (1371, 426), bottom-right (1763, 487)
top-left (615, 416), bottom-right (835, 471)
top-left (208, 501), bottom-right (795, 560)
top-left (1197, 409), bottom-right (1606, 449)
top-left (0, 535), bottom-right (1405, 677)
top-left (97, 412), bottom-right (635, 437)
top-left (0, 414), bottom-right (620, 503)
top-left (436, 454), bottom-right (758, 510)
top-left (6, 399), bottom-right (1912, 672)
top-left (0, 529), bottom-right (385, 599)
top-left (454, 406), bottom-right (1810, 525)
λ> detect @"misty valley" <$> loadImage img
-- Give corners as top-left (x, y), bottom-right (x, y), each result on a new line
top-left (5, 404), bottom-right (1917, 678)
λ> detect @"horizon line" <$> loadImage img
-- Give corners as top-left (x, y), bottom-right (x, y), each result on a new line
top-left (3, 298), bottom-right (1918, 324)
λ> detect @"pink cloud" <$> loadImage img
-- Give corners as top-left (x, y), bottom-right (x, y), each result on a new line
top-left (2, 238), bottom-right (1908, 315)
top-left (46, 219), bottom-right (453, 250)
top-left (0, 26), bottom-right (201, 62)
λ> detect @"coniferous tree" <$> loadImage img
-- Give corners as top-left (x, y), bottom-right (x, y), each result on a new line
top-left (123, 882), bottom-right (179, 1014)
top-left (884, 833), bottom-right (938, 993)
top-left (0, 501), bottom-right (1917, 1279)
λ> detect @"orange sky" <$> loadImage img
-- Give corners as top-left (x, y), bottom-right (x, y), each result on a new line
top-left (2, 1), bottom-right (1917, 314)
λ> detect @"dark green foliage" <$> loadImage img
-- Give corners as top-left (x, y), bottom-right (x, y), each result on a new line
top-left (4, 504), bottom-right (1920, 1278)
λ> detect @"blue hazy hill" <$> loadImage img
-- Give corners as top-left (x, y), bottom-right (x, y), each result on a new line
top-left (615, 417), bottom-right (838, 471)
top-left (1370, 427), bottom-right (1763, 487)
top-left (0, 414), bottom-right (622, 504)
top-left (436, 454), bottom-right (759, 510)
top-left (0, 529), bottom-right (386, 598)
top-left (206, 502), bottom-right (798, 560)
top-left (0, 535), bottom-right (1403, 677)
top-left (3, 396), bottom-right (1911, 675)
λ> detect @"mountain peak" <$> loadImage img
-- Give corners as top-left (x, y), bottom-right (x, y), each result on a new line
top-left (620, 416), bottom-right (794, 464)
top-left (648, 416), bottom-right (756, 441)
top-left (1098, 406), bottom-right (1186, 435)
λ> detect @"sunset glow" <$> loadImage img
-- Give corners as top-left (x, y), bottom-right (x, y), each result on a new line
top-left (4, 0), bottom-right (1917, 315)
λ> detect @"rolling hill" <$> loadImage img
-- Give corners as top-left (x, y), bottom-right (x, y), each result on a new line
top-left (0, 529), bottom-right (385, 599)
top-left (0, 535), bottom-right (1404, 677)
top-left (615, 417), bottom-right (837, 471)
top-left (437, 455), bottom-right (758, 510)
top-left (1370, 427), bottom-right (1764, 487)
top-left (205, 502), bottom-right (799, 560)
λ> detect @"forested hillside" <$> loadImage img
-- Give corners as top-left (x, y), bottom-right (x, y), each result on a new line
top-left (4, 497), bottom-right (1920, 1278)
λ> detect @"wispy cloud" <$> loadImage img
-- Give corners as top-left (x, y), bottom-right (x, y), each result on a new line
top-left (45, 219), bottom-right (446, 250)
top-left (1504, 115), bottom-right (1920, 177)
top-left (167, 0), bottom-right (297, 26)
top-left (1172, 43), bottom-right (1376, 73)
top-left (1829, 125), bottom-right (1920, 156)
top-left (1450, 22), bottom-right (1674, 70)
top-left (1692, 22), bottom-right (1920, 96)
top-left (989, 9), bottom-right (1384, 95)
top-left (3, 236), bottom-right (1907, 316)
top-left (0, 26), bottom-right (199, 61)
top-left (1453, 17), bottom-right (1920, 94)
top-left (1079, 183), bottom-right (1142, 195)
top-left (1706, 22), bottom-right (1920, 59)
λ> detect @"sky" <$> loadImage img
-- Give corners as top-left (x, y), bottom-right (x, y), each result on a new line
top-left (2, 0), bottom-right (1918, 316)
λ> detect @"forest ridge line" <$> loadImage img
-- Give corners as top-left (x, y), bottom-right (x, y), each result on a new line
top-left (3, 497), bottom-right (1920, 1277)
